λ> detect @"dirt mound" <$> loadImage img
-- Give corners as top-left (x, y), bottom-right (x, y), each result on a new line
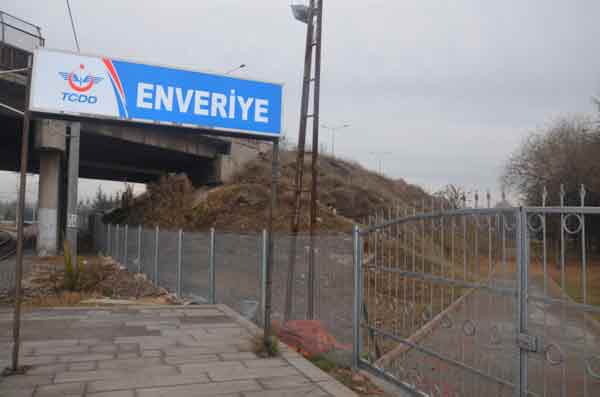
top-left (104, 150), bottom-right (431, 233)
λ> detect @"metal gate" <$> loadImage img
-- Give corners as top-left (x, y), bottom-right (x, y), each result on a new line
top-left (352, 201), bottom-right (600, 396)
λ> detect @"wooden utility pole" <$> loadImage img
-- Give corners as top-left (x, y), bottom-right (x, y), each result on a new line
top-left (286, 0), bottom-right (323, 321)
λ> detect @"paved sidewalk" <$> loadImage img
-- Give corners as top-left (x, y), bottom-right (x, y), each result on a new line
top-left (0, 304), bottom-right (357, 397)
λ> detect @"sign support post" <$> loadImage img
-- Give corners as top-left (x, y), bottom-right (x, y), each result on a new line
top-left (8, 56), bottom-right (32, 374)
top-left (264, 139), bottom-right (279, 346)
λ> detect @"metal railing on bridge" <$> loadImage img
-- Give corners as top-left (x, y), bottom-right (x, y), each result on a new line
top-left (0, 10), bottom-right (44, 71)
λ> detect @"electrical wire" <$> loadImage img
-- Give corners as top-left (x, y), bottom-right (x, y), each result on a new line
top-left (66, 0), bottom-right (80, 52)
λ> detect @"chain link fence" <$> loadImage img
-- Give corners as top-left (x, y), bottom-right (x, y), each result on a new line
top-left (93, 221), bottom-right (354, 345)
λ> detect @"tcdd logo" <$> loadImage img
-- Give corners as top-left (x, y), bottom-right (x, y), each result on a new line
top-left (59, 64), bottom-right (104, 104)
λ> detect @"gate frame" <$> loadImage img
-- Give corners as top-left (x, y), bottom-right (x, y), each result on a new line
top-left (353, 205), bottom-right (600, 397)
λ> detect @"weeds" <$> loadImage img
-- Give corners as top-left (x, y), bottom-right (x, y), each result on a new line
top-left (251, 333), bottom-right (280, 358)
top-left (63, 241), bottom-right (83, 291)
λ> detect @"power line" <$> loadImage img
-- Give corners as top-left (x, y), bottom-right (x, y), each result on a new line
top-left (66, 0), bottom-right (80, 52)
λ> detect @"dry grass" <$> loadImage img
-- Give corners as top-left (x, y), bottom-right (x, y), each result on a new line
top-left (103, 150), bottom-right (432, 234)
top-left (542, 258), bottom-right (600, 321)
top-left (250, 333), bottom-right (280, 358)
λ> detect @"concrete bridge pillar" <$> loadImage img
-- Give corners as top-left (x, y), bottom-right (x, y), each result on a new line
top-left (35, 120), bottom-right (66, 256)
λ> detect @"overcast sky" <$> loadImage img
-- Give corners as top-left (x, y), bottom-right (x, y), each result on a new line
top-left (1, 0), bottom-right (599, 204)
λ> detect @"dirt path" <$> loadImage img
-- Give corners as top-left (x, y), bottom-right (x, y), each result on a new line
top-left (380, 268), bottom-right (600, 396)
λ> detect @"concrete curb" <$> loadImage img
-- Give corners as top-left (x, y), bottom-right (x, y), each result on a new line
top-left (217, 304), bottom-right (359, 397)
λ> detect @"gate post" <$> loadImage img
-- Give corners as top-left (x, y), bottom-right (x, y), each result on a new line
top-left (516, 208), bottom-right (529, 396)
top-left (352, 224), bottom-right (362, 370)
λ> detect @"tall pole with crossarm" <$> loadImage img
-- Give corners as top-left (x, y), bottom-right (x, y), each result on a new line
top-left (287, 0), bottom-right (324, 321)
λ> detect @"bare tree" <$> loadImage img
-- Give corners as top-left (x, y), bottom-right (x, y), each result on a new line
top-left (503, 115), bottom-right (600, 206)
top-left (435, 184), bottom-right (466, 209)
top-left (503, 115), bottom-right (600, 251)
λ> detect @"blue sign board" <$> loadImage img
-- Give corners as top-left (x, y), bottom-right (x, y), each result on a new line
top-left (30, 49), bottom-right (283, 138)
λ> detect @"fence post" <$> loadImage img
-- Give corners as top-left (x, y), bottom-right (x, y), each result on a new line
top-left (260, 229), bottom-right (268, 327)
top-left (177, 229), bottom-right (183, 297)
top-left (209, 228), bottom-right (216, 304)
top-left (516, 208), bottom-right (529, 395)
top-left (352, 224), bottom-right (362, 370)
top-left (123, 225), bottom-right (128, 268)
top-left (154, 226), bottom-right (159, 285)
top-left (106, 224), bottom-right (111, 257)
top-left (115, 225), bottom-right (120, 262)
top-left (137, 225), bottom-right (142, 274)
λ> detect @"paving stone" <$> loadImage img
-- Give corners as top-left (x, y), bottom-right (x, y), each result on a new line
top-left (97, 357), bottom-right (162, 370)
top-left (180, 310), bottom-right (225, 316)
top-left (141, 350), bottom-right (162, 358)
top-left (204, 327), bottom-right (249, 336)
top-left (26, 363), bottom-right (68, 375)
top-left (68, 361), bottom-right (97, 371)
top-left (58, 353), bottom-right (114, 363)
top-left (179, 361), bottom-right (245, 374)
top-left (242, 385), bottom-right (330, 397)
top-left (164, 354), bottom-right (219, 365)
top-left (236, 342), bottom-right (254, 352)
top-left (22, 339), bottom-right (79, 348)
top-left (0, 387), bottom-right (35, 396)
top-left (116, 352), bottom-right (140, 359)
top-left (177, 339), bottom-right (241, 348)
top-left (136, 380), bottom-right (262, 397)
top-left (180, 316), bottom-right (232, 324)
top-left (243, 359), bottom-right (288, 368)
top-left (0, 374), bottom-right (53, 387)
top-left (162, 345), bottom-right (238, 356)
top-left (87, 373), bottom-right (210, 392)
top-left (87, 391), bottom-right (135, 397)
top-left (35, 382), bottom-right (85, 397)
top-left (207, 365), bottom-right (300, 382)
top-left (90, 344), bottom-right (119, 354)
top-left (195, 323), bottom-right (239, 329)
top-left (19, 355), bottom-right (58, 366)
top-left (286, 358), bottom-right (332, 382)
top-left (114, 337), bottom-right (166, 345)
top-left (78, 338), bottom-right (103, 345)
top-left (117, 343), bottom-right (140, 352)
top-left (54, 365), bottom-right (178, 383)
top-left (1, 307), bottom-right (356, 397)
top-left (219, 352), bottom-right (259, 361)
top-left (317, 380), bottom-right (358, 397)
top-left (258, 375), bottom-right (312, 389)
top-left (34, 345), bottom-right (89, 355)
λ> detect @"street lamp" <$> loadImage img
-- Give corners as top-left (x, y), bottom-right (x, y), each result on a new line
top-left (321, 123), bottom-right (350, 157)
top-left (291, 0), bottom-right (310, 23)
top-left (369, 151), bottom-right (392, 175)
top-left (225, 64), bottom-right (246, 75)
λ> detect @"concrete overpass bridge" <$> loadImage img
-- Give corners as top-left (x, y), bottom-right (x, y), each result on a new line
top-left (0, 10), bottom-right (262, 256)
